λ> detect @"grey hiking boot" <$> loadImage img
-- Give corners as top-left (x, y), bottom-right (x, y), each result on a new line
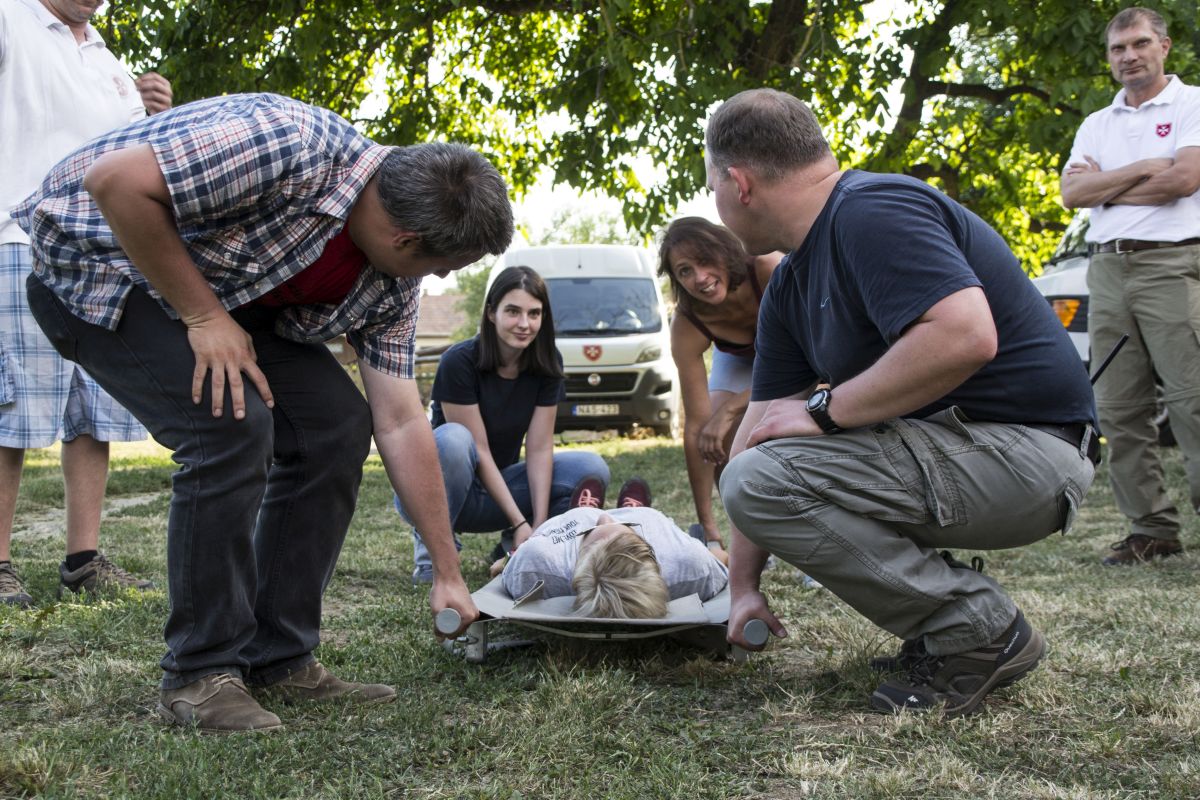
top-left (158, 673), bottom-right (283, 733)
top-left (0, 562), bottom-right (32, 608)
top-left (256, 661), bottom-right (396, 705)
top-left (58, 552), bottom-right (154, 597)
top-left (869, 610), bottom-right (1046, 717)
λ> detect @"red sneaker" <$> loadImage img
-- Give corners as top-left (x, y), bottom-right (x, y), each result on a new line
top-left (617, 477), bottom-right (652, 508)
top-left (569, 477), bottom-right (606, 509)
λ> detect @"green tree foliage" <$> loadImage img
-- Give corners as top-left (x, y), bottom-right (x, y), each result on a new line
top-left (99, 0), bottom-right (1197, 271)
top-left (534, 206), bottom-right (639, 246)
top-left (451, 261), bottom-right (489, 342)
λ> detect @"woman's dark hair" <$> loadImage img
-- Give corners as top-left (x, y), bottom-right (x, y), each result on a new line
top-left (656, 217), bottom-right (753, 315)
top-left (477, 265), bottom-right (563, 378)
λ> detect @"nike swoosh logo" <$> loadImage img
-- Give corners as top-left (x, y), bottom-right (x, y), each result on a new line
top-left (820, 296), bottom-right (831, 308)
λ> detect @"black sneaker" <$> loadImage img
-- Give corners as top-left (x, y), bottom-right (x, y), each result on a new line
top-left (869, 637), bottom-right (926, 673)
top-left (869, 611), bottom-right (1046, 717)
top-left (58, 552), bottom-right (154, 597)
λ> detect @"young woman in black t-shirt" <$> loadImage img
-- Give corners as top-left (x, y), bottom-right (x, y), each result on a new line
top-left (396, 266), bottom-right (609, 583)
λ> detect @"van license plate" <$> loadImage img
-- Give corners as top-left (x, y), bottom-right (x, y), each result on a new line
top-left (573, 404), bottom-right (619, 417)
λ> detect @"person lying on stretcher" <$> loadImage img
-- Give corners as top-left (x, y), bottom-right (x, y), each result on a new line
top-left (499, 477), bottom-right (729, 618)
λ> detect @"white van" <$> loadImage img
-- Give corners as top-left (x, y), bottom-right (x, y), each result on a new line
top-left (487, 244), bottom-right (680, 436)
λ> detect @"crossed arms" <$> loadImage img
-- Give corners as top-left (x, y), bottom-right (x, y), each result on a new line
top-left (1061, 147), bottom-right (1200, 209)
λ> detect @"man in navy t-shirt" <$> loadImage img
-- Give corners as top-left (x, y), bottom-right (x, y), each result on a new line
top-left (709, 88), bottom-right (1098, 717)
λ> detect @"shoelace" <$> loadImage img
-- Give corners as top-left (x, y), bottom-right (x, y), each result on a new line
top-left (91, 555), bottom-right (140, 585)
top-left (904, 651), bottom-right (945, 687)
top-left (619, 497), bottom-right (644, 508)
top-left (575, 488), bottom-right (601, 508)
top-left (208, 673), bottom-right (248, 692)
top-left (1107, 534), bottom-right (1144, 551)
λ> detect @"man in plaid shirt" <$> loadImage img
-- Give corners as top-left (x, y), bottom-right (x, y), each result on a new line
top-left (16, 92), bottom-right (513, 733)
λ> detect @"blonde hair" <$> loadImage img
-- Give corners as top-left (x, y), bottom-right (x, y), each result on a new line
top-left (571, 529), bottom-right (669, 619)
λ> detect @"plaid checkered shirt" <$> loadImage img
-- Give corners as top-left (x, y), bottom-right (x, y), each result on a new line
top-left (13, 93), bottom-right (422, 378)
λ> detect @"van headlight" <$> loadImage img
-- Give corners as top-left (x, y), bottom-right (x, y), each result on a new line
top-left (635, 346), bottom-right (662, 363)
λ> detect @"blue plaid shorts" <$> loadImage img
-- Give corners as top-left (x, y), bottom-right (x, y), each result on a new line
top-left (0, 244), bottom-right (145, 447)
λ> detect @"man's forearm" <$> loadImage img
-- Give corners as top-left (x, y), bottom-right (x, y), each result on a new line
top-left (1061, 158), bottom-right (1173, 208)
top-left (1108, 168), bottom-right (1200, 206)
top-left (379, 420), bottom-right (462, 579)
top-left (728, 529), bottom-right (771, 594)
top-left (723, 401), bottom-right (773, 592)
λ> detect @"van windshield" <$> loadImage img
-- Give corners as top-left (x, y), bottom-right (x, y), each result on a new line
top-left (547, 277), bottom-right (663, 336)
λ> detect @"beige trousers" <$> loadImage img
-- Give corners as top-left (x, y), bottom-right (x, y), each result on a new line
top-left (1088, 244), bottom-right (1200, 539)
top-left (720, 409), bottom-right (1095, 655)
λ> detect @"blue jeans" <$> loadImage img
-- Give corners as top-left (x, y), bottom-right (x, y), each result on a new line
top-left (394, 422), bottom-right (610, 570)
top-left (28, 280), bottom-right (372, 689)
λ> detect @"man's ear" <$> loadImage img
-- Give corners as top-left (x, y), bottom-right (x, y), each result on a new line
top-left (392, 230), bottom-right (421, 250)
top-left (727, 166), bottom-right (753, 205)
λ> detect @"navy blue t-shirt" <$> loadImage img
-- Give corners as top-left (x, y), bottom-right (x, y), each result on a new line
top-left (431, 337), bottom-right (565, 469)
top-left (752, 170), bottom-right (1097, 426)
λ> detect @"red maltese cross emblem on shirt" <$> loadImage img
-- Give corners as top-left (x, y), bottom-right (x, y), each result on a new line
top-left (584, 345), bottom-right (603, 361)
top-left (1156, 123), bottom-right (1172, 137)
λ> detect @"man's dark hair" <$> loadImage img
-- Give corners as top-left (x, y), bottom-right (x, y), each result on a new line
top-left (477, 265), bottom-right (564, 379)
top-left (1105, 7), bottom-right (1168, 41)
top-left (705, 89), bottom-right (831, 182)
top-left (376, 143), bottom-right (514, 259)
top-left (657, 216), bottom-right (752, 316)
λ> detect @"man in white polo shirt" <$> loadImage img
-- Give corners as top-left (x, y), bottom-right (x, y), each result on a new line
top-left (0, 0), bottom-right (171, 606)
top-left (1061, 6), bottom-right (1200, 565)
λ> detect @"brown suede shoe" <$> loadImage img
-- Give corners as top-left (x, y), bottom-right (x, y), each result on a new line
top-left (158, 673), bottom-right (283, 733)
top-left (1102, 534), bottom-right (1184, 566)
top-left (258, 661), bottom-right (396, 705)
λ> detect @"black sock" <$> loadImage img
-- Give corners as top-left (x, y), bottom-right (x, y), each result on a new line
top-left (65, 550), bottom-right (98, 572)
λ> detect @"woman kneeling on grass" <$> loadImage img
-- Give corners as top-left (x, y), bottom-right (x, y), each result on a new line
top-left (658, 217), bottom-right (784, 564)
top-left (396, 266), bottom-right (609, 584)
top-left (501, 477), bottom-right (728, 618)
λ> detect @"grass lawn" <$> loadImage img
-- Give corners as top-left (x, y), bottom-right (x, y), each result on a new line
top-left (2, 436), bottom-right (1200, 799)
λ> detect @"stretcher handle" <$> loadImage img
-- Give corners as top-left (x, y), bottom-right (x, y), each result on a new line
top-left (435, 608), bottom-right (461, 636)
top-left (743, 618), bottom-right (770, 647)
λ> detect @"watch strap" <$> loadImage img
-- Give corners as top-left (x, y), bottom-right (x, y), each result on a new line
top-left (808, 390), bottom-right (842, 434)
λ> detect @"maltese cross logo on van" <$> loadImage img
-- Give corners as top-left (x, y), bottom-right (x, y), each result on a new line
top-left (584, 345), bottom-right (603, 361)
top-left (1156, 123), bottom-right (1172, 137)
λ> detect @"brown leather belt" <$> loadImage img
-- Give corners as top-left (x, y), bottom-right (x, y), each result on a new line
top-left (1089, 237), bottom-right (1200, 255)
top-left (1027, 423), bottom-right (1100, 465)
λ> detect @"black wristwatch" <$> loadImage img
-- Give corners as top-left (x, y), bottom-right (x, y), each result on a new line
top-left (806, 388), bottom-right (842, 434)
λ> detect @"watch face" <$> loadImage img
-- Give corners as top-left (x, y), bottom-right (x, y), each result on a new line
top-left (807, 389), bottom-right (828, 411)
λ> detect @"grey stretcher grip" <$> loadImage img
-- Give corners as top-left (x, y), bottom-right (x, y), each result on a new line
top-left (743, 618), bottom-right (769, 647)
top-left (435, 608), bottom-right (461, 635)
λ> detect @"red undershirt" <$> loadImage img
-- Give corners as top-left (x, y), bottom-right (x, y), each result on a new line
top-left (256, 226), bottom-right (366, 307)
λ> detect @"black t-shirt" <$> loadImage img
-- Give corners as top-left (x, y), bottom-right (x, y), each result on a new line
top-left (753, 170), bottom-right (1097, 426)
top-left (430, 337), bottom-right (565, 469)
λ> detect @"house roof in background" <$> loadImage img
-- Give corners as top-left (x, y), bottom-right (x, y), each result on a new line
top-left (416, 292), bottom-right (466, 337)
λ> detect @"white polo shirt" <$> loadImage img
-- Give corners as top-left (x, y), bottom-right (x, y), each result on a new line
top-left (1066, 76), bottom-right (1200, 243)
top-left (0, 0), bottom-right (145, 245)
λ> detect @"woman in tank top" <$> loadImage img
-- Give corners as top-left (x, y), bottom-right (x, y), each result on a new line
top-left (657, 217), bottom-right (784, 563)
